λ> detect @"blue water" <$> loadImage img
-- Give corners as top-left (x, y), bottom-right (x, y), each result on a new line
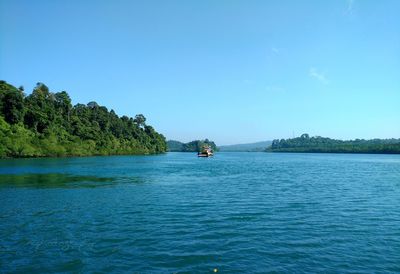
top-left (0, 152), bottom-right (400, 273)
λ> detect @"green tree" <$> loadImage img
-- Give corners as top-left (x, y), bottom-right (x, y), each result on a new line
top-left (134, 114), bottom-right (146, 128)
top-left (0, 81), bottom-right (25, 124)
top-left (0, 80), bottom-right (167, 158)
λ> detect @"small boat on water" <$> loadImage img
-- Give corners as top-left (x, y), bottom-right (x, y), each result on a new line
top-left (198, 145), bottom-right (214, 157)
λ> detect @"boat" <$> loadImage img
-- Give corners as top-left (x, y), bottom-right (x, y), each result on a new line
top-left (197, 145), bottom-right (214, 157)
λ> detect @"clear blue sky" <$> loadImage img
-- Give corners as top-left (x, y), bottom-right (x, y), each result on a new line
top-left (1, 0), bottom-right (399, 145)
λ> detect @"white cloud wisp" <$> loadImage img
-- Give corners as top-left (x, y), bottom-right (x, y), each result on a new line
top-left (309, 67), bottom-right (329, 84)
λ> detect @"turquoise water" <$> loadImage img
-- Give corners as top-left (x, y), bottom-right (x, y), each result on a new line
top-left (1, 152), bottom-right (400, 273)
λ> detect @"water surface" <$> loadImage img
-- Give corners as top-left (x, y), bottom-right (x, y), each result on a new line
top-left (1, 153), bottom-right (399, 272)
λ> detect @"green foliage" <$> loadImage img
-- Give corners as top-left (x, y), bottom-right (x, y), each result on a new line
top-left (0, 116), bottom-right (11, 157)
top-left (268, 134), bottom-right (400, 154)
top-left (167, 140), bottom-right (184, 152)
top-left (0, 80), bottom-right (167, 158)
top-left (167, 139), bottom-right (218, 152)
top-left (133, 114), bottom-right (146, 128)
top-left (0, 81), bottom-right (25, 124)
top-left (218, 141), bottom-right (272, 152)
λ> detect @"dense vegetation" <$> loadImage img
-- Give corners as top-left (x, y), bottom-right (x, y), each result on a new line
top-left (219, 141), bottom-right (272, 152)
top-left (166, 140), bottom-right (184, 152)
top-left (267, 134), bottom-right (400, 154)
top-left (167, 139), bottom-right (217, 152)
top-left (0, 81), bottom-right (166, 158)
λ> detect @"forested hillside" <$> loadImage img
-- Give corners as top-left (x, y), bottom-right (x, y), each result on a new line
top-left (0, 81), bottom-right (166, 157)
top-left (267, 134), bottom-right (400, 154)
top-left (219, 141), bottom-right (272, 152)
top-left (167, 139), bottom-right (217, 152)
top-left (166, 140), bottom-right (184, 152)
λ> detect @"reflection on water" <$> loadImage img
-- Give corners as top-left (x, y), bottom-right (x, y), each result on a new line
top-left (0, 173), bottom-right (117, 188)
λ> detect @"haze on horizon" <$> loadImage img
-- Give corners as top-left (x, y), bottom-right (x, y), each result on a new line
top-left (1, 0), bottom-right (399, 145)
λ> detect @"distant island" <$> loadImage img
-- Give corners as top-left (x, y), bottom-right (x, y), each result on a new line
top-left (167, 139), bottom-right (217, 152)
top-left (0, 81), bottom-right (167, 158)
top-left (219, 141), bottom-right (272, 152)
top-left (267, 134), bottom-right (400, 154)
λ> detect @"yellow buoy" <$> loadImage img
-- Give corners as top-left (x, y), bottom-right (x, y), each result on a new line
top-left (213, 268), bottom-right (218, 273)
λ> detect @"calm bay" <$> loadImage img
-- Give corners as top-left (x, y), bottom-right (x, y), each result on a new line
top-left (1, 152), bottom-right (399, 272)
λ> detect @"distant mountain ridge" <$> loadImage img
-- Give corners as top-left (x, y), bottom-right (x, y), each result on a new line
top-left (218, 141), bottom-right (272, 152)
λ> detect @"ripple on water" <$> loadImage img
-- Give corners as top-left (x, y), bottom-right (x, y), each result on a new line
top-left (0, 153), bottom-right (400, 272)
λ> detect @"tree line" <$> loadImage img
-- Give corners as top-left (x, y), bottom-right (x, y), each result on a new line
top-left (267, 134), bottom-right (400, 154)
top-left (0, 80), bottom-right (167, 157)
top-left (167, 139), bottom-right (217, 152)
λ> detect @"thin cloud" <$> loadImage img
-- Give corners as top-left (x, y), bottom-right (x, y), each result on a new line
top-left (345, 0), bottom-right (355, 15)
top-left (271, 47), bottom-right (280, 54)
top-left (309, 67), bottom-right (329, 84)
